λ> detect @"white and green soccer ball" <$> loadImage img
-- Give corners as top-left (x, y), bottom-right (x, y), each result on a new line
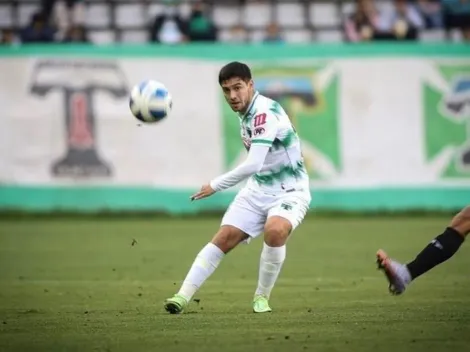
top-left (129, 80), bottom-right (172, 123)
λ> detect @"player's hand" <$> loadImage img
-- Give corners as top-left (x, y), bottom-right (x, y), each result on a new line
top-left (190, 184), bottom-right (216, 201)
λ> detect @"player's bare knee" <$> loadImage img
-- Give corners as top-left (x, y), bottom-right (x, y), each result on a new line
top-left (211, 225), bottom-right (247, 253)
top-left (264, 217), bottom-right (292, 247)
top-left (450, 206), bottom-right (470, 237)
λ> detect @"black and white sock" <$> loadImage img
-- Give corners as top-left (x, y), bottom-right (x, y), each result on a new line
top-left (406, 227), bottom-right (464, 280)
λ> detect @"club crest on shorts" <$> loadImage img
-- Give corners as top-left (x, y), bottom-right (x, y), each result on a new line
top-left (280, 202), bottom-right (293, 211)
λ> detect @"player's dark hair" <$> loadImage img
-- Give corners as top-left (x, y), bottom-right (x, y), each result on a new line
top-left (218, 62), bottom-right (252, 85)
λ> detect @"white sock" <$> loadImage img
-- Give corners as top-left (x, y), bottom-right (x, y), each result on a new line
top-left (177, 243), bottom-right (225, 301)
top-left (255, 242), bottom-right (286, 299)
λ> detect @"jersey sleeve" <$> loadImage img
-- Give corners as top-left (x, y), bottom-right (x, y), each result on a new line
top-left (209, 144), bottom-right (270, 191)
top-left (250, 111), bottom-right (279, 147)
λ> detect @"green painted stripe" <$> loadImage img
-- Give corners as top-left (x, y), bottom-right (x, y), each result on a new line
top-left (0, 186), bottom-right (468, 213)
top-left (251, 139), bottom-right (273, 145)
top-left (0, 43), bottom-right (469, 59)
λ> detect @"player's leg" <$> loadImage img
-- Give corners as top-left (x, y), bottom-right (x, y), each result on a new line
top-left (164, 190), bottom-right (265, 314)
top-left (253, 193), bottom-right (310, 313)
top-left (377, 205), bottom-right (469, 295)
top-left (164, 225), bottom-right (248, 313)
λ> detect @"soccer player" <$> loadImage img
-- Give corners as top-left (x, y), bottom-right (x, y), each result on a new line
top-left (376, 206), bottom-right (468, 295)
top-left (164, 62), bottom-right (311, 314)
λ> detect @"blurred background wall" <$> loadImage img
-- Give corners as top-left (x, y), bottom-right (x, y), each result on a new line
top-left (0, 0), bottom-right (469, 213)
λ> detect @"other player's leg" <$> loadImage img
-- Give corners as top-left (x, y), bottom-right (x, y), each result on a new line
top-left (377, 205), bottom-right (469, 295)
top-left (253, 194), bottom-right (310, 313)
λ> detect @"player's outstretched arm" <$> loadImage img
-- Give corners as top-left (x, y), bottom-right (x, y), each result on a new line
top-left (210, 111), bottom-right (279, 192)
top-left (191, 110), bottom-right (279, 201)
top-left (211, 144), bottom-right (270, 191)
top-left (190, 144), bottom-right (271, 201)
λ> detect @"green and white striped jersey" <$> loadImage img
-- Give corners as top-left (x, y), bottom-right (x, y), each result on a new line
top-left (238, 91), bottom-right (310, 194)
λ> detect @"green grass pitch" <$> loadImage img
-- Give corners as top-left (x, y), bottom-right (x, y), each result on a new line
top-left (0, 216), bottom-right (469, 352)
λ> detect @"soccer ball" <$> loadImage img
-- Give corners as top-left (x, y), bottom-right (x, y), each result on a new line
top-left (129, 80), bottom-right (172, 123)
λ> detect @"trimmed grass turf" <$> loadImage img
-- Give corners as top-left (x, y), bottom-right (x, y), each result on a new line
top-left (0, 216), bottom-right (469, 352)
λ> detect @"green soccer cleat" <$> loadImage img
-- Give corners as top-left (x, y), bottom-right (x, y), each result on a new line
top-left (253, 295), bottom-right (272, 313)
top-left (164, 294), bottom-right (188, 314)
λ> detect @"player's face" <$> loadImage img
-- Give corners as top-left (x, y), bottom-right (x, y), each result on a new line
top-left (221, 77), bottom-right (254, 113)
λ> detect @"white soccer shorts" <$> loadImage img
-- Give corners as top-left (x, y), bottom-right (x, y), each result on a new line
top-left (221, 187), bottom-right (311, 240)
